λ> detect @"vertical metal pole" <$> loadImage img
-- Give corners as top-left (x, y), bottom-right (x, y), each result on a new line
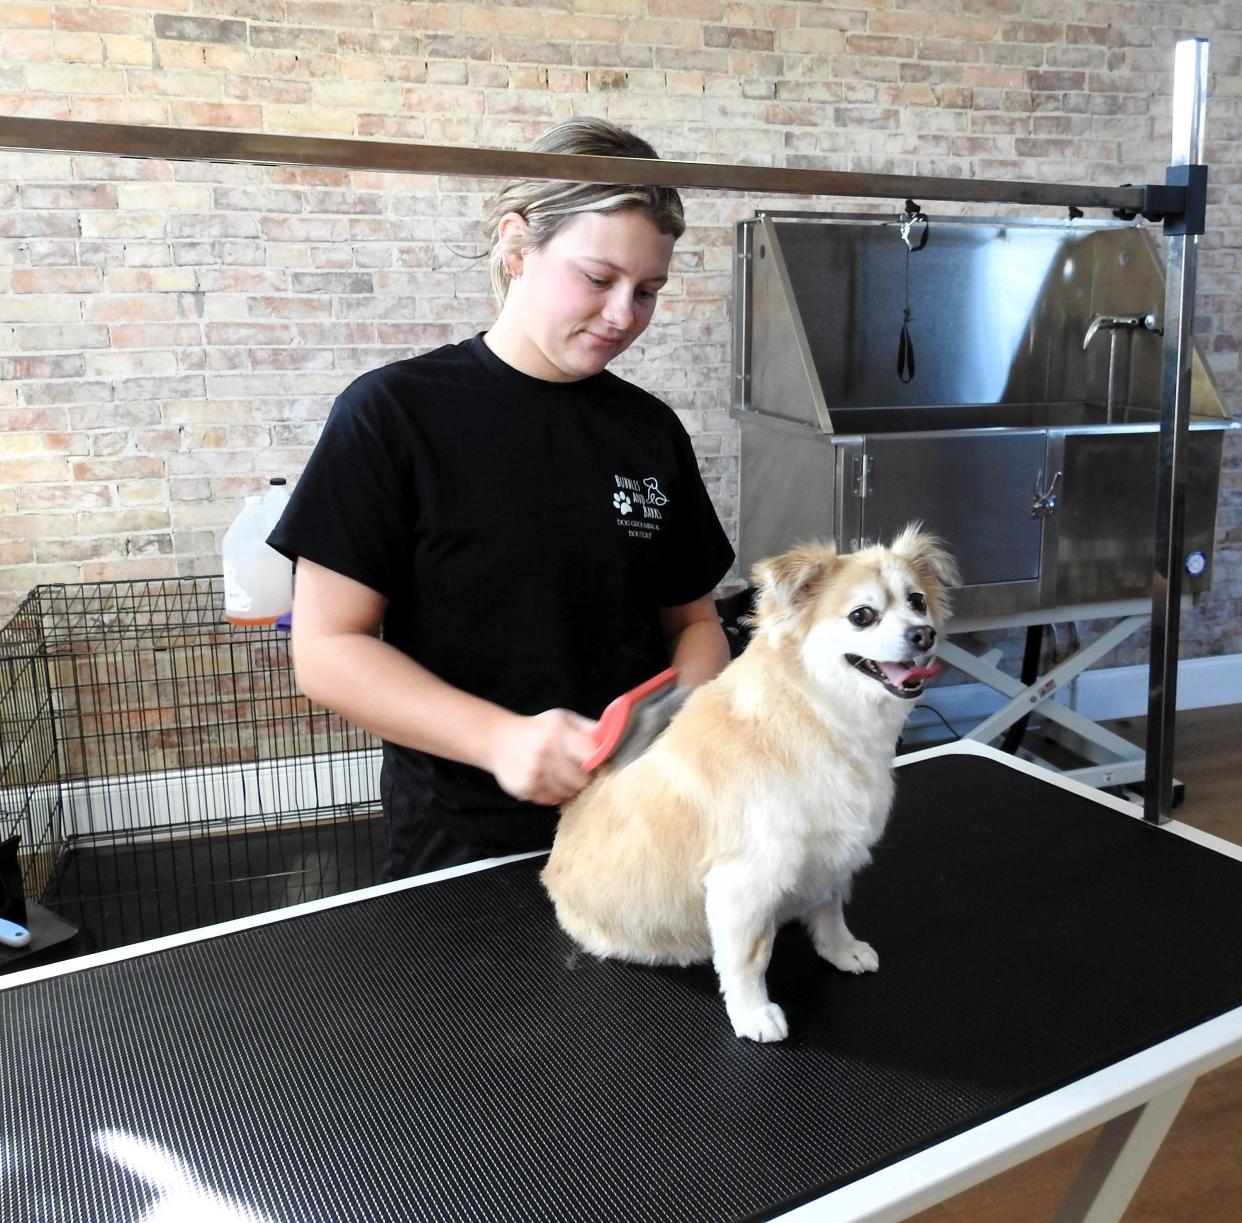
top-left (733, 220), bottom-right (752, 412)
top-left (1145, 38), bottom-right (1209, 823)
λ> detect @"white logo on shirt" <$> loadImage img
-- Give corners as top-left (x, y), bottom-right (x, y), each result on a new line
top-left (612, 474), bottom-right (667, 540)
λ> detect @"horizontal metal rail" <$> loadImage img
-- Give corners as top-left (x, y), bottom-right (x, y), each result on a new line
top-left (0, 115), bottom-right (1149, 214)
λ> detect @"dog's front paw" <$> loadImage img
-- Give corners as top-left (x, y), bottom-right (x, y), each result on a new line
top-left (824, 939), bottom-right (879, 974)
top-left (729, 1001), bottom-right (788, 1043)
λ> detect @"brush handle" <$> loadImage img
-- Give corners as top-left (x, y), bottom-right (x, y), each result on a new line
top-left (583, 666), bottom-right (680, 772)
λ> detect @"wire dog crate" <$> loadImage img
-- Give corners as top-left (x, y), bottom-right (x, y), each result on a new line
top-left (0, 578), bottom-right (383, 956)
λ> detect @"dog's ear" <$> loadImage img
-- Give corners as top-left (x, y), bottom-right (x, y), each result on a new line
top-left (751, 544), bottom-right (837, 622)
top-left (889, 522), bottom-right (961, 596)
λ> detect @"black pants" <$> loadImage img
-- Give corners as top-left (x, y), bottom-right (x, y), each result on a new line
top-left (382, 815), bottom-right (504, 881)
top-left (380, 758), bottom-right (551, 882)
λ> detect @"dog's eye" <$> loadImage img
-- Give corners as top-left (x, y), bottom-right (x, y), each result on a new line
top-left (908, 592), bottom-right (927, 614)
top-left (848, 606), bottom-right (877, 628)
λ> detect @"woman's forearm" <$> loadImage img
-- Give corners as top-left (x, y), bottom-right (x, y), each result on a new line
top-left (670, 619), bottom-right (731, 686)
top-left (661, 598), bottom-right (732, 688)
top-left (292, 617), bottom-right (597, 807)
top-left (293, 628), bottom-right (512, 771)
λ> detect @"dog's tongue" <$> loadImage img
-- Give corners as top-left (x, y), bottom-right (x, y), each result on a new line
top-left (879, 660), bottom-right (940, 687)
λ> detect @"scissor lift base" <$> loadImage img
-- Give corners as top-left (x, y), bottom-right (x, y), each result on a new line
top-left (939, 614), bottom-right (1181, 806)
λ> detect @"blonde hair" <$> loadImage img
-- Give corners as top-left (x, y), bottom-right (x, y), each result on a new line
top-left (484, 117), bottom-right (685, 305)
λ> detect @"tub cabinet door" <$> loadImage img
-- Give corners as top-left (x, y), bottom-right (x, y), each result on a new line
top-left (1056, 428), bottom-right (1225, 605)
top-left (853, 431), bottom-right (1053, 619)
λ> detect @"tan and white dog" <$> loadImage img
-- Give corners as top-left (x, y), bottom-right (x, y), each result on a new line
top-left (542, 526), bottom-right (958, 1042)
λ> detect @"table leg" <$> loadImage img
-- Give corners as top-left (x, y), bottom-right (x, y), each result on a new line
top-left (1051, 1078), bottom-right (1194, 1223)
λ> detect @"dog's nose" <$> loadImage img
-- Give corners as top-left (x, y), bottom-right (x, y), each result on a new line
top-left (907, 624), bottom-right (936, 653)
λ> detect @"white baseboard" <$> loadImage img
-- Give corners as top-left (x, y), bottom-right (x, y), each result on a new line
top-left (908, 652), bottom-right (1242, 740)
top-left (58, 747), bottom-right (383, 843)
top-left (1058, 653), bottom-right (1242, 721)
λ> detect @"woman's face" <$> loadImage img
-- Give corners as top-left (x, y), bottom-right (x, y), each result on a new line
top-left (495, 208), bottom-right (677, 382)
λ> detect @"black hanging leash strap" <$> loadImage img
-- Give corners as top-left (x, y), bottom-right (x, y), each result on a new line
top-left (897, 306), bottom-right (915, 383)
top-left (897, 200), bottom-right (928, 384)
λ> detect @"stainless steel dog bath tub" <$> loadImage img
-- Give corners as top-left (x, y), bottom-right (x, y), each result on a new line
top-left (731, 213), bottom-right (1236, 624)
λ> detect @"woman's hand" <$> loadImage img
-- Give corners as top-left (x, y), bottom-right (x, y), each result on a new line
top-left (486, 709), bottom-right (598, 807)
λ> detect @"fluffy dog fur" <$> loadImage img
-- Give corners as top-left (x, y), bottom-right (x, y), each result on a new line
top-left (542, 526), bottom-right (958, 1042)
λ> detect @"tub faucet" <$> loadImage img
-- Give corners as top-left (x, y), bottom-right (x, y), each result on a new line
top-left (1082, 313), bottom-right (1161, 350)
top-left (1083, 313), bottom-right (1162, 423)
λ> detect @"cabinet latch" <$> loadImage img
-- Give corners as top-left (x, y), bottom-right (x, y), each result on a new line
top-left (1032, 470), bottom-right (1062, 518)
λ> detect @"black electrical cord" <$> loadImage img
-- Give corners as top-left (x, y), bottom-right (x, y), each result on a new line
top-left (909, 702), bottom-right (963, 742)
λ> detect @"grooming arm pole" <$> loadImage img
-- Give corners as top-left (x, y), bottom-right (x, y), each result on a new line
top-left (1145, 38), bottom-right (1209, 825)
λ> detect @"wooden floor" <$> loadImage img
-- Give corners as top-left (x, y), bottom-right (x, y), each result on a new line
top-left (909, 705), bottom-right (1242, 1223)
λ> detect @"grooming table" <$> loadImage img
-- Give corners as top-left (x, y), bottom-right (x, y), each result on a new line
top-left (3, 742), bottom-right (1241, 1223)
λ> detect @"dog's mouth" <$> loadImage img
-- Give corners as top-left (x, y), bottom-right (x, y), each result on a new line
top-left (845, 655), bottom-right (940, 699)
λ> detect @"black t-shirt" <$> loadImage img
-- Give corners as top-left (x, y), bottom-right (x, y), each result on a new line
top-left (269, 334), bottom-right (734, 849)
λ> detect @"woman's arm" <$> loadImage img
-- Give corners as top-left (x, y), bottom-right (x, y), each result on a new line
top-left (290, 559), bottom-right (598, 806)
top-left (658, 594), bottom-right (731, 688)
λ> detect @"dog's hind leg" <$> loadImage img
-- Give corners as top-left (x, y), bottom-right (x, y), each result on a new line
top-left (704, 865), bottom-right (788, 1042)
top-left (805, 892), bottom-right (879, 974)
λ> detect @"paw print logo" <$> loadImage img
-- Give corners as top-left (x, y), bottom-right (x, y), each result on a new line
top-left (612, 491), bottom-right (632, 515)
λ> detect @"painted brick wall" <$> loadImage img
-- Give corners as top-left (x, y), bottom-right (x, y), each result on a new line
top-left (1, 1), bottom-right (1239, 664)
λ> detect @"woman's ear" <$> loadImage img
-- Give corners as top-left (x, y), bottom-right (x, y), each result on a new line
top-left (496, 211), bottom-right (531, 279)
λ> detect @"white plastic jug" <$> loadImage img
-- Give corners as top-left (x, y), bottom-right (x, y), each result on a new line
top-left (222, 495), bottom-right (293, 626)
top-left (261, 476), bottom-right (290, 533)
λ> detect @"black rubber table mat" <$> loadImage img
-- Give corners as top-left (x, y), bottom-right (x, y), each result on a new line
top-left (5, 754), bottom-right (1242, 1223)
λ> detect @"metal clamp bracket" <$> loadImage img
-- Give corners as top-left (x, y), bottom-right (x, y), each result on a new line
top-left (1111, 165), bottom-right (1208, 235)
top-left (853, 454), bottom-right (874, 498)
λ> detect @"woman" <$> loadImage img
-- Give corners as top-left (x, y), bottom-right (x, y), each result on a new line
top-left (269, 118), bottom-right (735, 879)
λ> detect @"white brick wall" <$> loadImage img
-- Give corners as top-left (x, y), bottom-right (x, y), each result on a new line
top-left (0, 1), bottom-right (1238, 664)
